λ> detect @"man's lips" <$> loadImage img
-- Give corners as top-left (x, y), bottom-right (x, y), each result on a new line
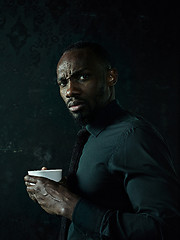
top-left (68, 101), bottom-right (86, 112)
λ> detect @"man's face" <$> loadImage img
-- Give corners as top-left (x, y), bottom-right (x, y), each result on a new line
top-left (57, 48), bottom-right (113, 125)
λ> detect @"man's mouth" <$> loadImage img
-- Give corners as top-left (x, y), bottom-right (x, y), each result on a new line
top-left (68, 101), bottom-right (86, 113)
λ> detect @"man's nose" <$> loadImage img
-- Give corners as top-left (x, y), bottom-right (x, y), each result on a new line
top-left (66, 80), bottom-right (81, 98)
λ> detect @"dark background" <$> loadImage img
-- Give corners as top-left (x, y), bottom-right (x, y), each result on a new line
top-left (0, 1), bottom-right (179, 239)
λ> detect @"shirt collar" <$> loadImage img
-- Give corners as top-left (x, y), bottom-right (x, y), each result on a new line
top-left (86, 100), bottom-right (124, 137)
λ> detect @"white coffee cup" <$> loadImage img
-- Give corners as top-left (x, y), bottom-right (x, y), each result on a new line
top-left (28, 169), bottom-right (62, 182)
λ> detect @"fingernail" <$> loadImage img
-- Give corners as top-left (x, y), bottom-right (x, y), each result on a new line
top-left (24, 176), bottom-right (28, 180)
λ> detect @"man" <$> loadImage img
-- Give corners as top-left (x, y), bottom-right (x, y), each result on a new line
top-left (24, 42), bottom-right (179, 239)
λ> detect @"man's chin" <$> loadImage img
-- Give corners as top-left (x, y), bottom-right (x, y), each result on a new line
top-left (70, 111), bottom-right (91, 126)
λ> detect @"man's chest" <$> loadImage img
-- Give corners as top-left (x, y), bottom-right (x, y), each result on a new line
top-left (76, 131), bottom-right (129, 209)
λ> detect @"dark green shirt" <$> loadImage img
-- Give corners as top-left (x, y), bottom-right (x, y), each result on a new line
top-left (67, 100), bottom-right (179, 240)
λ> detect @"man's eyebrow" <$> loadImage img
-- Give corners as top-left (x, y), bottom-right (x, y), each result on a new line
top-left (70, 68), bottom-right (90, 77)
top-left (58, 68), bottom-right (89, 81)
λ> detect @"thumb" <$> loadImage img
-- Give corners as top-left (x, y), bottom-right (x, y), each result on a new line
top-left (41, 166), bottom-right (47, 170)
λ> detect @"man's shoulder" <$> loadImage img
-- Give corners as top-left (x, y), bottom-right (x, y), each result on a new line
top-left (109, 109), bottom-right (146, 132)
top-left (106, 109), bottom-right (164, 143)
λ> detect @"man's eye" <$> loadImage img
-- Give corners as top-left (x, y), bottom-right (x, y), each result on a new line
top-left (58, 79), bottom-right (67, 87)
top-left (79, 74), bottom-right (90, 81)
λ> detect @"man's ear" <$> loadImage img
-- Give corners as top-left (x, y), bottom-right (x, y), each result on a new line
top-left (107, 68), bottom-right (118, 86)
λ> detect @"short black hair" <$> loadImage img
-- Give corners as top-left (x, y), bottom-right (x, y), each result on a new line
top-left (63, 41), bottom-right (113, 69)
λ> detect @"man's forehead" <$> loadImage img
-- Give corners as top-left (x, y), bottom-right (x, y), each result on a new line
top-left (57, 48), bottom-right (99, 74)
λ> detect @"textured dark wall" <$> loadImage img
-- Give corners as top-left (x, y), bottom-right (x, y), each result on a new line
top-left (0, 1), bottom-right (179, 239)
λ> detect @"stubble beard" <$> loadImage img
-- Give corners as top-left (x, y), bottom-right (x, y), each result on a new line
top-left (69, 85), bottom-right (108, 126)
top-left (69, 105), bottom-right (94, 126)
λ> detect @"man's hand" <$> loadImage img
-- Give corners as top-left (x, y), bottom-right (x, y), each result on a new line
top-left (24, 175), bottom-right (80, 220)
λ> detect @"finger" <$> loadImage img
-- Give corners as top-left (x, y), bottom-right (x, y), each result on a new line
top-left (24, 175), bottom-right (47, 183)
top-left (27, 191), bottom-right (37, 202)
top-left (26, 184), bottom-right (36, 192)
top-left (25, 181), bottom-right (35, 187)
top-left (24, 175), bottom-right (38, 184)
top-left (29, 194), bottom-right (37, 202)
top-left (26, 187), bottom-right (35, 193)
top-left (41, 166), bottom-right (47, 170)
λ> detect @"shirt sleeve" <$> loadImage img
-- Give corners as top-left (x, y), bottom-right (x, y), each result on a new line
top-left (72, 125), bottom-right (180, 239)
